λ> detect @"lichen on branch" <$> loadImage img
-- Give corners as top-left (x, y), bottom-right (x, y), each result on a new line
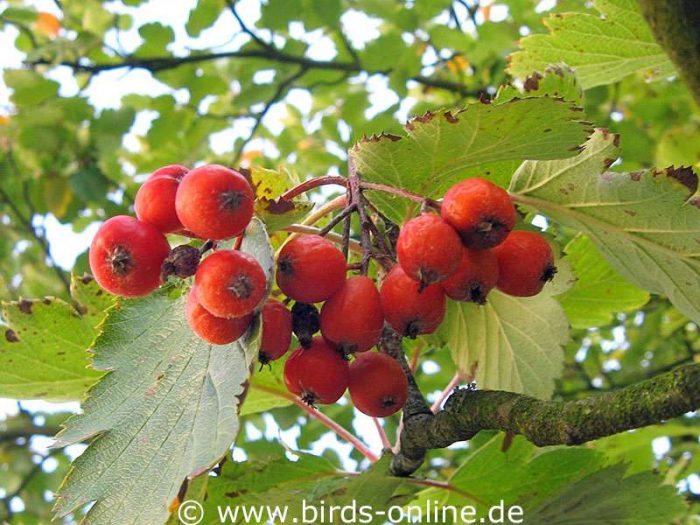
top-left (391, 335), bottom-right (700, 476)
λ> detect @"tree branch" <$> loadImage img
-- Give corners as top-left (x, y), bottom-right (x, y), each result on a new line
top-left (637, 0), bottom-right (700, 105)
top-left (27, 50), bottom-right (481, 97)
top-left (391, 362), bottom-right (700, 476)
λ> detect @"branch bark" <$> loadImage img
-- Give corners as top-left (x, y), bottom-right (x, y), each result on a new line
top-left (391, 356), bottom-right (700, 476)
top-left (637, 0), bottom-right (700, 105)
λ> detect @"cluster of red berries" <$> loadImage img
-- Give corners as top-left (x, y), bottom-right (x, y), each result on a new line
top-left (88, 164), bottom-right (555, 419)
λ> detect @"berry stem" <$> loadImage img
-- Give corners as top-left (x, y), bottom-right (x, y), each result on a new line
top-left (372, 418), bottom-right (392, 450)
top-left (430, 372), bottom-right (464, 413)
top-left (280, 175), bottom-right (348, 201)
top-left (360, 181), bottom-right (441, 210)
top-left (292, 398), bottom-right (379, 462)
top-left (301, 195), bottom-right (347, 227)
top-left (282, 224), bottom-right (363, 254)
top-left (318, 203), bottom-right (356, 237)
top-left (348, 160), bottom-right (372, 274)
top-left (252, 383), bottom-right (378, 462)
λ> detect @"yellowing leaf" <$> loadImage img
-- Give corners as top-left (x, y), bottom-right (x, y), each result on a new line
top-left (35, 12), bottom-right (61, 37)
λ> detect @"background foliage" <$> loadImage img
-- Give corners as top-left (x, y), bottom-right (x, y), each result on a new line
top-left (0, 0), bottom-right (698, 523)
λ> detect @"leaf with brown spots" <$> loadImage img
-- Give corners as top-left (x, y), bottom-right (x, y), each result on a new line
top-left (0, 276), bottom-right (111, 401)
top-left (350, 97), bottom-right (590, 223)
top-left (511, 129), bottom-right (700, 323)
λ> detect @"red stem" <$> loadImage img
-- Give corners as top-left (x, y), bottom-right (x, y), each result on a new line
top-left (280, 175), bottom-right (348, 201)
top-left (373, 418), bottom-right (392, 450)
top-left (431, 372), bottom-right (463, 413)
top-left (360, 181), bottom-right (441, 210)
top-left (252, 383), bottom-right (378, 462)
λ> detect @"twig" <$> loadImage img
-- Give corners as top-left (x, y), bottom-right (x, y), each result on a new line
top-left (282, 224), bottom-right (362, 254)
top-left (318, 204), bottom-right (356, 237)
top-left (227, 0), bottom-right (276, 52)
top-left (373, 418), bottom-right (392, 450)
top-left (348, 163), bottom-right (372, 274)
top-left (360, 181), bottom-right (441, 210)
top-left (430, 372), bottom-right (464, 413)
top-left (280, 175), bottom-right (348, 201)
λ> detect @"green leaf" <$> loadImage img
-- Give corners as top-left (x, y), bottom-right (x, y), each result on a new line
top-left (350, 97), bottom-right (590, 223)
top-left (429, 269), bottom-right (571, 398)
top-left (495, 66), bottom-right (584, 106)
top-left (135, 22), bottom-right (175, 56)
top-left (559, 235), bottom-right (650, 328)
top-left (510, 129), bottom-right (700, 324)
top-left (197, 452), bottom-right (402, 525)
top-left (186, 0), bottom-right (224, 37)
top-left (54, 221), bottom-right (273, 525)
top-left (4, 69), bottom-right (59, 107)
top-left (528, 463), bottom-right (687, 524)
top-left (52, 287), bottom-right (257, 524)
top-left (0, 276), bottom-right (109, 401)
top-left (241, 351), bottom-right (293, 416)
top-left (507, 0), bottom-right (675, 89)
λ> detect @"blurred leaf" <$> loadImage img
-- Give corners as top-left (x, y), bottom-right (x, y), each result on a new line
top-left (4, 69), bottom-right (59, 107)
top-left (186, 0), bottom-right (225, 37)
top-left (511, 129), bottom-right (700, 323)
top-left (508, 0), bottom-right (675, 89)
top-left (528, 463), bottom-right (686, 524)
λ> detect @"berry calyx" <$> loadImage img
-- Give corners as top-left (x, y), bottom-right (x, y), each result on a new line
top-left (380, 265), bottom-right (446, 338)
top-left (291, 301), bottom-right (321, 349)
top-left (259, 299), bottom-right (292, 364)
top-left (194, 250), bottom-right (267, 318)
top-left (397, 213), bottom-right (462, 286)
top-left (441, 247), bottom-right (499, 304)
top-left (320, 276), bottom-right (384, 354)
top-left (186, 287), bottom-right (253, 345)
top-left (89, 215), bottom-right (170, 297)
top-left (441, 177), bottom-right (516, 250)
top-left (175, 164), bottom-right (254, 240)
top-left (492, 230), bottom-right (557, 297)
top-left (348, 352), bottom-right (408, 417)
top-left (160, 244), bottom-right (201, 280)
top-left (134, 164), bottom-right (189, 234)
top-left (284, 337), bottom-right (349, 405)
top-left (276, 235), bottom-right (346, 303)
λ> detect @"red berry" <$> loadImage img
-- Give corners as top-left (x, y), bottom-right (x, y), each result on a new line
top-left (276, 235), bottom-right (346, 303)
top-left (349, 352), bottom-right (408, 417)
top-left (441, 178), bottom-right (516, 249)
top-left (441, 247), bottom-right (499, 304)
top-left (175, 164), bottom-right (254, 240)
top-left (194, 250), bottom-right (267, 318)
top-left (284, 337), bottom-right (349, 405)
top-left (397, 213), bottom-right (462, 285)
top-left (134, 164), bottom-right (189, 234)
top-left (492, 231), bottom-right (557, 297)
top-left (186, 287), bottom-right (252, 345)
top-left (89, 215), bottom-right (170, 297)
top-left (320, 276), bottom-right (384, 354)
top-left (380, 265), bottom-right (446, 338)
top-left (259, 299), bottom-right (292, 363)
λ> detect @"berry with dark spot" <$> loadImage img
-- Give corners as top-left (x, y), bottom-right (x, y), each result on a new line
top-left (348, 352), bottom-right (408, 417)
top-left (291, 302), bottom-right (320, 349)
top-left (492, 230), bottom-right (557, 297)
top-left (441, 178), bottom-right (516, 250)
top-left (175, 164), bottom-right (254, 240)
top-left (194, 250), bottom-right (267, 318)
top-left (397, 213), bottom-right (462, 286)
top-left (89, 215), bottom-right (170, 297)
top-left (186, 286), bottom-right (252, 345)
top-left (135, 164), bottom-right (189, 234)
top-left (259, 299), bottom-right (292, 364)
top-left (441, 247), bottom-right (499, 304)
top-left (284, 337), bottom-right (349, 405)
top-left (160, 245), bottom-right (201, 280)
top-left (380, 265), bottom-right (445, 338)
top-left (320, 276), bottom-right (384, 354)
top-left (276, 235), bottom-right (346, 303)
